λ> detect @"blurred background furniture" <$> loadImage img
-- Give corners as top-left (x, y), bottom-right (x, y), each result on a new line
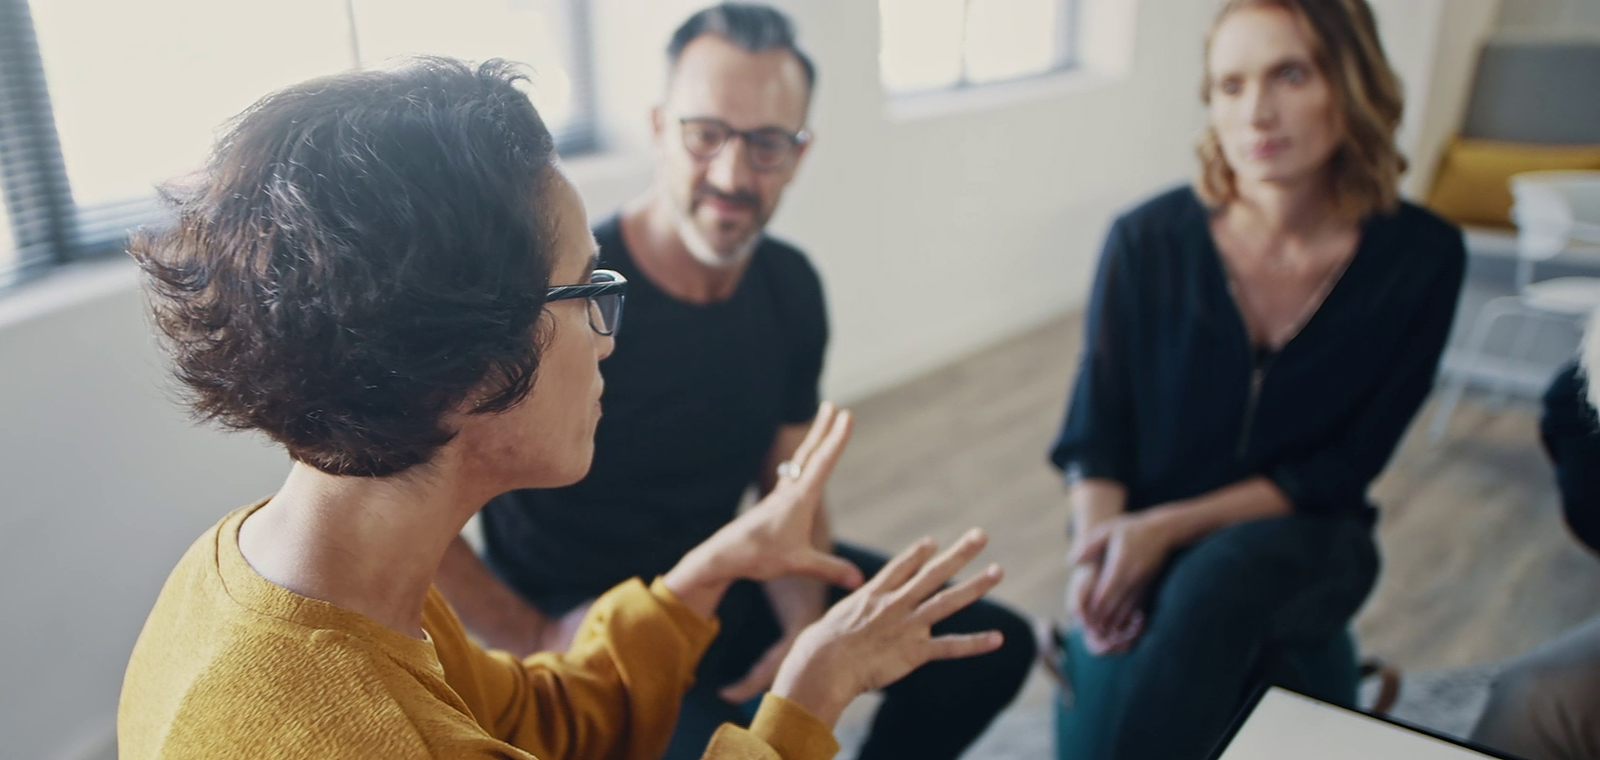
top-left (1431, 171), bottom-right (1600, 439)
top-left (1423, 36), bottom-right (1600, 425)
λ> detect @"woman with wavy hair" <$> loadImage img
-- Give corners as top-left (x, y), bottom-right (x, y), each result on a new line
top-left (1048, 1), bottom-right (1465, 757)
top-left (117, 57), bottom-right (1007, 760)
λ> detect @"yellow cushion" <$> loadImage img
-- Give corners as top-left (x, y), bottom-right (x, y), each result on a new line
top-left (1426, 138), bottom-right (1600, 228)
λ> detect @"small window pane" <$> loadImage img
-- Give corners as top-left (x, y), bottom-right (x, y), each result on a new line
top-left (965, 0), bottom-right (1061, 84)
top-left (352, 0), bottom-right (577, 130)
top-left (29, 0), bottom-right (353, 209)
top-left (879, 0), bottom-right (965, 94)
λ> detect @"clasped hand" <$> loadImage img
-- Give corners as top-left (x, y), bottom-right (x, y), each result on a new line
top-left (1067, 510), bottom-right (1178, 655)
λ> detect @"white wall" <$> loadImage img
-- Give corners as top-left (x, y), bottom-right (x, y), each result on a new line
top-left (1379, 0), bottom-right (1502, 199)
top-left (0, 267), bottom-right (287, 760)
top-left (0, 2), bottom-right (1489, 758)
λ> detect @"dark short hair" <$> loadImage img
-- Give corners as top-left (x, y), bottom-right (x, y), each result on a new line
top-left (667, 2), bottom-right (816, 94)
top-left (132, 57), bottom-right (560, 477)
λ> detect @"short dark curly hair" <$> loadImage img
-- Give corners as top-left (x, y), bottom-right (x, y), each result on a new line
top-left (132, 57), bottom-right (559, 477)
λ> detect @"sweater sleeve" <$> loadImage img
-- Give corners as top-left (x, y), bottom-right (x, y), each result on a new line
top-left (430, 577), bottom-right (717, 760)
top-left (1264, 233), bottom-right (1466, 515)
top-left (1049, 217), bottom-right (1139, 485)
top-left (699, 694), bottom-right (841, 760)
top-left (430, 578), bottom-right (838, 760)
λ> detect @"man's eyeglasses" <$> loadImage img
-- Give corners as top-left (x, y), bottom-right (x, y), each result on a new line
top-left (679, 117), bottom-right (810, 171)
top-left (546, 269), bottom-right (626, 336)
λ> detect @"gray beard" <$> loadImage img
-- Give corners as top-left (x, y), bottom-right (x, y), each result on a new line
top-left (673, 206), bottom-right (759, 269)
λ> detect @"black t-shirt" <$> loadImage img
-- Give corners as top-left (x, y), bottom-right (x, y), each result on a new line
top-left (480, 216), bottom-right (828, 612)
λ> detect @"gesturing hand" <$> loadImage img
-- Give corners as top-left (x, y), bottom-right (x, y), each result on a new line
top-left (665, 404), bottom-right (864, 614)
top-left (770, 529), bottom-right (1007, 727)
top-left (711, 402), bottom-right (862, 586)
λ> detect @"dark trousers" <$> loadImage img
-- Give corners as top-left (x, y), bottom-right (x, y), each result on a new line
top-left (1056, 515), bottom-right (1379, 760)
top-left (664, 542), bottom-right (1037, 760)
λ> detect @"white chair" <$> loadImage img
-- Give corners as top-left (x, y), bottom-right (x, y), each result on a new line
top-left (1430, 170), bottom-right (1600, 440)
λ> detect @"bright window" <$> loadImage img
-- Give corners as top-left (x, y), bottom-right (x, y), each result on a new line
top-left (879, 0), bottom-right (1080, 95)
top-left (30, 0), bottom-right (352, 209)
top-left (1, 0), bottom-right (596, 287)
top-left (353, 0), bottom-right (582, 131)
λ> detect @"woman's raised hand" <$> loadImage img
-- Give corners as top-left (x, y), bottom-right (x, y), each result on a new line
top-left (665, 403), bottom-right (864, 614)
top-left (769, 529), bottom-right (1006, 728)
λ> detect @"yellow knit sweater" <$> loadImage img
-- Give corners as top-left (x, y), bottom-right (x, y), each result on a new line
top-left (118, 503), bottom-right (839, 760)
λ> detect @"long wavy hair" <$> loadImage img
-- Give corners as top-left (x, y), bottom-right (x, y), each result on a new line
top-left (1196, 0), bottom-right (1407, 218)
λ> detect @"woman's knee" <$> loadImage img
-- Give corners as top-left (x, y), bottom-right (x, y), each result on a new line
top-left (1148, 516), bottom-right (1375, 631)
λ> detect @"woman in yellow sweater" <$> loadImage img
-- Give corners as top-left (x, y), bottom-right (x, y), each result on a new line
top-left (118, 57), bottom-right (1006, 760)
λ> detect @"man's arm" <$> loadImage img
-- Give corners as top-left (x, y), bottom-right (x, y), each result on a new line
top-left (435, 535), bottom-right (553, 658)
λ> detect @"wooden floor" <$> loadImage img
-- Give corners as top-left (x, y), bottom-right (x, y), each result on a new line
top-left (825, 313), bottom-right (1600, 714)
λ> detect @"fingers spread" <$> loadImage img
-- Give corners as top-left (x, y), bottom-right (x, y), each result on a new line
top-left (924, 630), bottom-right (1004, 662)
top-left (870, 537), bottom-right (938, 592)
top-left (914, 564), bottom-right (1003, 626)
top-left (797, 410), bottom-right (853, 490)
top-left (786, 402), bottom-right (837, 476)
top-left (899, 528), bottom-right (988, 605)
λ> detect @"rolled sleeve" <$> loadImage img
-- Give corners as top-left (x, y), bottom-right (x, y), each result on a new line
top-left (1049, 218), bottom-right (1138, 486)
top-left (435, 576), bottom-right (720, 760)
top-left (701, 694), bottom-right (839, 760)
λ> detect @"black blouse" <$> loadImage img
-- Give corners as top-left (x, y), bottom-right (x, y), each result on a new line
top-left (1049, 187), bottom-right (1466, 518)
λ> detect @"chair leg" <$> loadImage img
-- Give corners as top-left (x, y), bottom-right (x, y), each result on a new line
top-left (1359, 658), bottom-right (1402, 715)
top-left (1429, 297), bottom-right (1518, 441)
top-left (1489, 311), bottom-right (1547, 408)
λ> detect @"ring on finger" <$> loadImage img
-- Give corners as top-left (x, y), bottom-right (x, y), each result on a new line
top-left (777, 460), bottom-right (802, 480)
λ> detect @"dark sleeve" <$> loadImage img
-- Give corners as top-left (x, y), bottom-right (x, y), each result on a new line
top-left (1541, 361), bottom-right (1600, 553)
top-left (1048, 218), bottom-right (1138, 484)
top-left (780, 254), bottom-right (828, 425)
top-left (1265, 231), bottom-right (1466, 515)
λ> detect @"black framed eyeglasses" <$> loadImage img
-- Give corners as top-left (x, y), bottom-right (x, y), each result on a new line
top-left (546, 269), bottom-right (626, 336)
top-left (678, 117), bottom-right (810, 171)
